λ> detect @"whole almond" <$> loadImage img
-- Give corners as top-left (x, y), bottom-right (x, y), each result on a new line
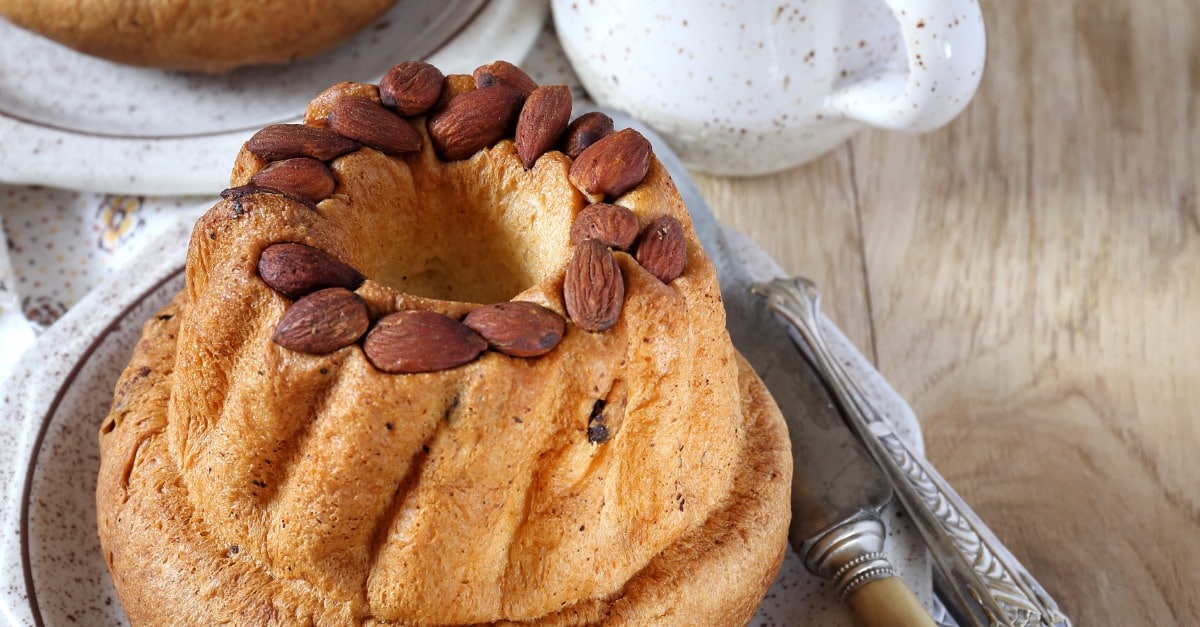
top-left (569, 128), bottom-right (652, 199)
top-left (463, 301), bottom-right (566, 357)
top-left (472, 60), bottom-right (538, 97)
top-left (570, 203), bottom-right (640, 250)
top-left (427, 85), bottom-right (525, 161)
top-left (258, 242), bottom-right (364, 299)
top-left (516, 85), bottom-right (572, 168)
top-left (364, 310), bottom-right (487, 373)
top-left (563, 239), bottom-right (625, 332)
top-left (272, 288), bottom-right (369, 354)
top-left (328, 96), bottom-right (422, 156)
top-left (562, 112), bottom-right (614, 159)
top-left (246, 124), bottom-right (360, 161)
top-left (379, 61), bottom-right (445, 116)
top-left (250, 158), bottom-right (336, 203)
top-left (635, 215), bottom-right (688, 283)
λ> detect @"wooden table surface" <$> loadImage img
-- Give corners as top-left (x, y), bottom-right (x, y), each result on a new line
top-left (693, 1), bottom-right (1200, 624)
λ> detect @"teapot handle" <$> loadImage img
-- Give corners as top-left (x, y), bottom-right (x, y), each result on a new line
top-left (824, 0), bottom-right (987, 132)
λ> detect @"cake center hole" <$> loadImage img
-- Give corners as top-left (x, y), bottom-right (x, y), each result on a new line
top-left (368, 161), bottom-right (574, 304)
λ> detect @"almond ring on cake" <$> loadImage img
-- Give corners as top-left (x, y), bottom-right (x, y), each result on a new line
top-left (97, 60), bottom-right (792, 625)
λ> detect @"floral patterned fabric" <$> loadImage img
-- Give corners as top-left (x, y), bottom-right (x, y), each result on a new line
top-left (0, 187), bottom-right (210, 381)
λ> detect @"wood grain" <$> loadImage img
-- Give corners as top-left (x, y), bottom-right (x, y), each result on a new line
top-left (697, 0), bottom-right (1200, 624)
top-left (696, 151), bottom-right (873, 353)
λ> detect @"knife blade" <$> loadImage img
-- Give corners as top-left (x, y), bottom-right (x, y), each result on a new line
top-left (595, 109), bottom-right (936, 626)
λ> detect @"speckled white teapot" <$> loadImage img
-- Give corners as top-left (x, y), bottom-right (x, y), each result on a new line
top-left (553, 0), bottom-right (986, 176)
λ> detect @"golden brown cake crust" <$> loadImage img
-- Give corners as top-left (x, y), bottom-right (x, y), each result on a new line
top-left (99, 295), bottom-right (789, 626)
top-left (97, 70), bottom-right (791, 625)
top-left (0, 0), bottom-right (397, 73)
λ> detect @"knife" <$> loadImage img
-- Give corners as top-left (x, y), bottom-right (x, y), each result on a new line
top-left (752, 277), bottom-right (1072, 627)
top-left (595, 108), bottom-right (937, 626)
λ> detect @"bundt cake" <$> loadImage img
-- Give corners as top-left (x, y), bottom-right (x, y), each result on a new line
top-left (97, 60), bottom-right (792, 625)
top-left (0, 0), bottom-right (397, 73)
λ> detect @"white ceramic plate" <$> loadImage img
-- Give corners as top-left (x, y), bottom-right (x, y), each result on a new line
top-left (0, 218), bottom-right (934, 625)
top-left (0, 0), bottom-right (548, 196)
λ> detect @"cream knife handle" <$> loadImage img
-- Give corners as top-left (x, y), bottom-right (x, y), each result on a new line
top-left (848, 576), bottom-right (937, 627)
top-left (803, 512), bottom-right (937, 627)
top-left (752, 277), bottom-right (1072, 627)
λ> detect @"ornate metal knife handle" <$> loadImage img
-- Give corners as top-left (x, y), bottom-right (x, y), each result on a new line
top-left (751, 277), bottom-right (1071, 627)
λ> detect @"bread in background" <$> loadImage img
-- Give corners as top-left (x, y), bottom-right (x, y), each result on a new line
top-left (0, 0), bottom-right (399, 73)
